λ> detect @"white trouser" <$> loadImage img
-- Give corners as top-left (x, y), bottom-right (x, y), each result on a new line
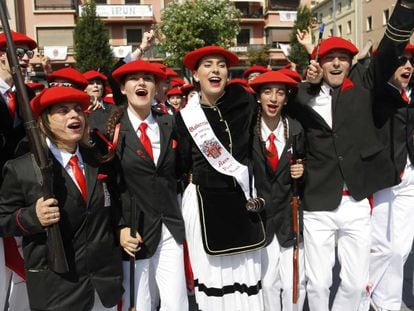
top-left (364, 165), bottom-right (414, 311)
top-left (122, 224), bottom-right (188, 311)
top-left (304, 195), bottom-right (371, 311)
top-left (261, 235), bottom-right (306, 311)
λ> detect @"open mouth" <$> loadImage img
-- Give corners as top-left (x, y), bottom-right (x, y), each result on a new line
top-left (401, 72), bottom-right (411, 79)
top-left (267, 103), bottom-right (279, 113)
top-left (208, 77), bottom-right (222, 87)
top-left (68, 122), bottom-right (82, 130)
top-left (330, 70), bottom-right (343, 75)
top-left (135, 89), bottom-right (148, 96)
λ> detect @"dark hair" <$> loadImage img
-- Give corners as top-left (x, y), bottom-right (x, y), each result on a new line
top-left (101, 105), bottom-right (126, 162)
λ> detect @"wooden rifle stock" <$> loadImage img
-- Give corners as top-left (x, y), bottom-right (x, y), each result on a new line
top-left (291, 137), bottom-right (300, 305)
top-left (129, 196), bottom-right (137, 311)
top-left (0, 0), bottom-right (68, 273)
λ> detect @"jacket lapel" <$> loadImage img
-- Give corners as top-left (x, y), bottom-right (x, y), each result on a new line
top-left (120, 113), bottom-right (155, 167)
top-left (156, 116), bottom-right (172, 168)
top-left (81, 148), bottom-right (99, 206)
top-left (333, 78), bottom-right (355, 130)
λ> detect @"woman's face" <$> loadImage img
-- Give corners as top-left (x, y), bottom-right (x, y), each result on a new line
top-left (169, 95), bottom-right (183, 109)
top-left (85, 78), bottom-right (104, 99)
top-left (46, 102), bottom-right (86, 152)
top-left (121, 72), bottom-right (156, 111)
top-left (259, 83), bottom-right (287, 120)
top-left (193, 54), bottom-right (228, 104)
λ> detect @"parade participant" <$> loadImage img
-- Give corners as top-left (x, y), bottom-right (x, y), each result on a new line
top-left (243, 65), bottom-right (269, 82)
top-left (181, 83), bottom-right (197, 102)
top-left (0, 30), bottom-right (37, 311)
top-left (359, 43), bottom-right (414, 311)
top-left (0, 86), bottom-right (123, 311)
top-left (83, 70), bottom-right (113, 112)
top-left (47, 67), bottom-right (88, 90)
top-left (108, 59), bottom-right (188, 311)
top-left (249, 70), bottom-right (306, 311)
top-left (165, 87), bottom-right (184, 113)
top-left (177, 46), bottom-right (266, 310)
top-left (288, 2), bottom-right (414, 310)
top-left (171, 77), bottom-right (185, 89)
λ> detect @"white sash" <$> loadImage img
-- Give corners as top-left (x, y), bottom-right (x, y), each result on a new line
top-left (180, 95), bottom-right (256, 200)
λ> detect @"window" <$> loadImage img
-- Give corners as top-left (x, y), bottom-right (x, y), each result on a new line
top-left (95, 0), bottom-right (107, 3)
top-left (125, 0), bottom-right (141, 4)
top-left (329, 7), bottom-right (333, 17)
top-left (268, 0), bottom-right (300, 10)
top-left (126, 29), bottom-right (143, 49)
top-left (348, 0), bottom-right (352, 8)
top-left (347, 20), bottom-right (352, 34)
top-left (37, 27), bottom-right (74, 51)
top-left (366, 16), bottom-right (372, 31)
top-left (338, 25), bottom-right (342, 37)
top-left (338, 2), bottom-right (342, 13)
top-left (235, 3), bottom-right (249, 17)
top-left (383, 9), bottom-right (390, 25)
top-left (329, 28), bottom-right (334, 37)
top-left (237, 29), bottom-right (250, 45)
top-left (34, 0), bottom-right (75, 10)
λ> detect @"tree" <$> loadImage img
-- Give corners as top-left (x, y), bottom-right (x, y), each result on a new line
top-left (288, 5), bottom-right (313, 71)
top-left (74, 0), bottom-right (114, 75)
top-left (157, 0), bottom-right (241, 71)
top-left (246, 45), bottom-right (271, 67)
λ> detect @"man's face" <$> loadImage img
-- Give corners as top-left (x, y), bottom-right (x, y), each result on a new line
top-left (0, 43), bottom-right (33, 77)
top-left (390, 51), bottom-right (414, 89)
top-left (320, 49), bottom-right (352, 88)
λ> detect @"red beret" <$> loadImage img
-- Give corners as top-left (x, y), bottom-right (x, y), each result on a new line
top-left (181, 83), bottom-right (195, 95)
top-left (30, 86), bottom-right (90, 119)
top-left (26, 82), bottom-right (45, 91)
top-left (0, 31), bottom-right (37, 50)
top-left (171, 77), bottom-right (185, 88)
top-left (112, 60), bottom-right (167, 84)
top-left (83, 70), bottom-right (108, 82)
top-left (47, 67), bottom-right (89, 90)
top-left (243, 65), bottom-right (269, 79)
top-left (249, 71), bottom-right (298, 91)
top-left (277, 68), bottom-right (302, 83)
top-left (311, 37), bottom-right (358, 60)
top-left (183, 46), bottom-right (239, 71)
top-left (167, 88), bottom-right (183, 97)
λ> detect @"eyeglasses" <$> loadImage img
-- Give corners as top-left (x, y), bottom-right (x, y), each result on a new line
top-left (15, 47), bottom-right (34, 59)
top-left (398, 56), bottom-right (414, 66)
top-left (49, 81), bottom-right (73, 88)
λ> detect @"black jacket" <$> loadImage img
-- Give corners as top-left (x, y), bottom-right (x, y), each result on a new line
top-left (0, 147), bottom-right (123, 311)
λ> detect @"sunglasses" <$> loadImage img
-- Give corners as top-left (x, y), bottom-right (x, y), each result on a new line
top-left (398, 56), bottom-right (414, 66)
top-left (15, 47), bottom-right (34, 59)
top-left (49, 81), bottom-right (73, 88)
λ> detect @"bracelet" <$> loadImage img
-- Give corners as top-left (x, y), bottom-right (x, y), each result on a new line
top-left (137, 46), bottom-right (145, 55)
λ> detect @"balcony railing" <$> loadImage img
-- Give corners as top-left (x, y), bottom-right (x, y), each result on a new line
top-left (35, 0), bottom-right (76, 10)
top-left (239, 9), bottom-right (264, 19)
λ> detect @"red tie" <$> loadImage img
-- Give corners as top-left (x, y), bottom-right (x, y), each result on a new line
top-left (69, 155), bottom-right (87, 201)
top-left (401, 89), bottom-right (410, 104)
top-left (139, 123), bottom-right (154, 160)
top-left (7, 90), bottom-right (16, 119)
top-left (266, 133), bottom-right (279, 172)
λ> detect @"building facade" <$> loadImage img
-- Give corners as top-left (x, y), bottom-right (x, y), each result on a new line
top-left (1, 0), bottom-right (313, 76)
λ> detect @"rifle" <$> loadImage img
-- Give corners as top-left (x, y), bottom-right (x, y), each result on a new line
top-left (291, 136), bottom-right (301, 306)
top-left (0, 0), bottom-right (68, 273)
top-left (129, 196), bottom-right (137, 311)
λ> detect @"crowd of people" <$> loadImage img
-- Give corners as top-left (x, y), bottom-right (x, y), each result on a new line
top-left (0, 0), bottom-right (414, 310)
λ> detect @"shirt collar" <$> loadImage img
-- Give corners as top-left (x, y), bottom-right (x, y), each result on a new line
top-left (0, 79), bottom-right (11, 96)
top-left (46, 137), bottom-right (82, 168)
top-left (320, 82), bottom-right (332, 96)
top-left (127, 108), bottom-right (157, 133)
top-left (261, 118), bottom-right (284, 142)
